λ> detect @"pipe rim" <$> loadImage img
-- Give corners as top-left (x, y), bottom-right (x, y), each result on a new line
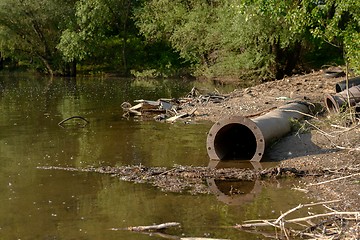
top-left (206, 116), bottom-right (265, 162)
top-left (324, 93), bottom-right (340, 113)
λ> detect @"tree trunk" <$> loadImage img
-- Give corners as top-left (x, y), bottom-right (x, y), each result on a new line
top-left (64, 61), bottom-right (77, 77)
top-left (272, 39), bottom-right (302, 80)
top-left (284, 42), bottom-right (302, 76)
top-left (121, 0), bottom-right (131, 74)
top-left (38, 55), bottom-right (54, 76)
top-left (0, 52), bottom-right (3, 70)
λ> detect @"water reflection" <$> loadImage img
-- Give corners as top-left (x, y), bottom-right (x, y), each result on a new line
top-left (207, 179), bottom-right (262, 205)
top-left (0, 74), bottom-right (311, 240)
top-left (207, 160), bottom-right (268, 206)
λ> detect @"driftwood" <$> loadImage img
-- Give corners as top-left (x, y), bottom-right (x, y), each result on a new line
top-left (166, 108), bottom-right (197, 123)
top-left (236, 200), bottom-right (360, 239)
top-left (121, 86), bottom-right (228, 122)
top-left (110, 222), bottom-right (180, 232)
top-left (308, 172), bottom-right (360, 186)
top-left (110, 222), bottom-right (229, 240)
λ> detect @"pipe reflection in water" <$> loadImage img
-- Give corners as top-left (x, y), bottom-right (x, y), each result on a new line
top-left (207, 160), bottom-right (264, 205)
top-left (207, 179), bottom-right (262, 206)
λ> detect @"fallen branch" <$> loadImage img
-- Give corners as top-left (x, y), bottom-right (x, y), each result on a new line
top-left (308, 172), bottom-right (360, 186)
top-left (166, 108), bottom-right (197, 123)
top-left (110, 222), bottom-right (229, 240)
top-left (236, 200), bottom-right (350, 228)
top-left (282, 109), bottom-right (319, 120)
top-left (110, 222), bottom-right (181, 232)
top-left (285, 211), bottom-right (360, 223)
top-left (244, 106), bottom-right (277, 118)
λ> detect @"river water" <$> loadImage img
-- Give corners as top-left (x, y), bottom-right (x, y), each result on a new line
top-left (0, 74), bottom-right (309, 239)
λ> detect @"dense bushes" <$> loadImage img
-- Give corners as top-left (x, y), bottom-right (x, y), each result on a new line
top-left (0, 0), bottom-right (359, 81)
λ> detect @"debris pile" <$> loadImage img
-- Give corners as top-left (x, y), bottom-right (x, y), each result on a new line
top-left (121, 87), bottom-right (229, 122)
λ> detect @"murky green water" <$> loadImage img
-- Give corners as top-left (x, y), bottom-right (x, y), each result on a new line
top-left (0, 74), bottom-right (310, 239)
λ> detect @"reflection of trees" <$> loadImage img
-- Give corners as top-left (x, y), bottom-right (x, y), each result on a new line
top-left (130, 78), bottom-right (191, 101)
top-left (95, 179), bottom-right (241, 238)
top-left (132, 122), bottom-right (210, 167)
top-left (0, 76), bottom-right (4, 97)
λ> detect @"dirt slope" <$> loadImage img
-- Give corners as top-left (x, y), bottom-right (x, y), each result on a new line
top-left (186, 70), bottom-right (360, 211)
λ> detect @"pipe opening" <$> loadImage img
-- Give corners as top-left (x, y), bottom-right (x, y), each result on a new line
top-left (325, 96), bottom-right (338, 113)
top-left (356, 105), bottom-right (360, 118)
top-left (213, 123), bottom-right (257, 160)
top-left (335, 84), bottom-right (342, 93)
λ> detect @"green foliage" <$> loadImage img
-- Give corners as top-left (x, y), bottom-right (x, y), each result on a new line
top-left (0, 0), bottom-right (359, 79)
top-left (0, 0), bottom-right (76, 74)
top-left (135, 0), bottom-right (359, 80)
top-left (58, 0), bottom-right (146, 75)
top-left (290, 0), bottom-right (360, 72)
top-left (135, 0), bottom-right (310, 80)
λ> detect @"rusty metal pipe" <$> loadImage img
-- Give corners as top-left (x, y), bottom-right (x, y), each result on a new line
top-left (206, 102), bottom-right (309, 162)
top-left (335, 77), bottom-right (360, 93)
top-left (324, 85), bottom-right (360, 113)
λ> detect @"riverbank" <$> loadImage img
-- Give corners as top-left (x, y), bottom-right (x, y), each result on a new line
top-left (183, 69), bottom-right (359, 238)
top-left (192, 70), bottom-right (359, 203)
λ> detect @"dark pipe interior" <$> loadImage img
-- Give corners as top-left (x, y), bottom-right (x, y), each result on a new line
top-left (326, 97), bottom-right (337, 113)
top-left (214, 123), bottom-right (257, 160)
top-left (335, 84), bottom-right (342, 93)
top-left (356, 105), bottom-right (360, 118)
top-left (336, 77), bottom-right (360, 93)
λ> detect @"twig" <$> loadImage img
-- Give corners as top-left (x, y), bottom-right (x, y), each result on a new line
top-left (345, 62), bottom-right (355, 123)
top-left (308, 172), bottom-right (360, 186)
top-left (286, 211), bottom-right (360, 223)
top-left (111, 222), bottom-right (181, 232)
top-left (245, 106), bottom-right (277, 118)
top-left (330, 123), bottom-right (360, 133)
top-left (238, 212), bottom-right (359, 228)
top-left (241, 200), bottom-right (342, 227)
top-left (281, 109), bottom-right (319, 120)
top-left (274, 204), bottom-right (303, 224)
top-left (305, 120), bottom-right (335, 137)
top-left (291, 187), bottom-right (309, 193)
top-left (159, 168), bottom-right (177, 176)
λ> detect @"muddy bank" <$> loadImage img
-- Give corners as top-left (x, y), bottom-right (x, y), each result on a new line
top-left (38, 164), bottom-right (357, 197)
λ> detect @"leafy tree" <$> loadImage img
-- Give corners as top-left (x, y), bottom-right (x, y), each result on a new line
top-left (58, 0), bottom-right (137, 74)
top-left (290, 0), bottom-right (360, 73)
top-left (0, 0), bottom-right (76, 75)
top-left (135, 0), bottom-right (359, 80)
top-left (135, 0), bottom-right (308, 80)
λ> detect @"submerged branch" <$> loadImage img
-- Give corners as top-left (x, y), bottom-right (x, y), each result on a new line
top-left (58, 116), bottom-right (89, 127)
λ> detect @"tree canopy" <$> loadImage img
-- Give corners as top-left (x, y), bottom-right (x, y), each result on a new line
top-left (0, 0), bottom-right (359, 80)
top-left (0, 0), bottom-right (76, 75)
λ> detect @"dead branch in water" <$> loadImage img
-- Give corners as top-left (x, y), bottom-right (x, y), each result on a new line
top-left (110, 222), bottom-right (229, 240)
top-left (58, 116), bottom-right (89, 127)
top-left (236, 200), bottom-right (360, 239)
top-left (110, 222), bottom-right (181, 232)
top-left (308, 172), bottom-right (360, 186)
